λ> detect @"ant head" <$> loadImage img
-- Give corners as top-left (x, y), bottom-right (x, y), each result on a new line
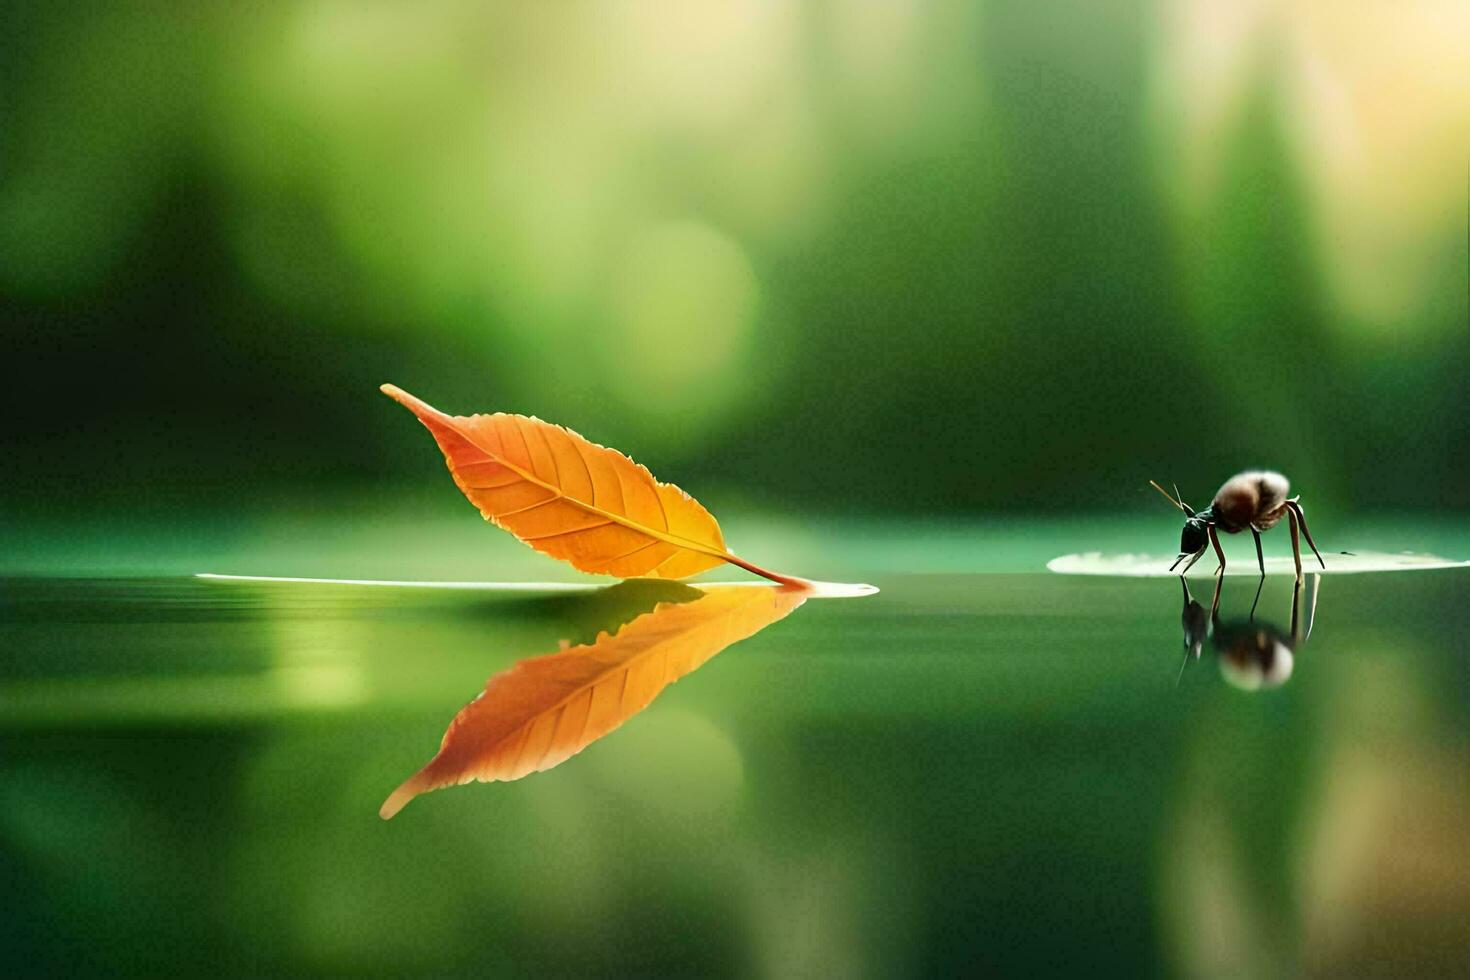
top-left (1152, 480), bottom-right (1210, 570)
top-left (1179, 515), bottom-right (1209, 557)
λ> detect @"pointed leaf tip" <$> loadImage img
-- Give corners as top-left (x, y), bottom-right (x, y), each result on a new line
top-left (380, 384), bottom-right (446, 421)
top-left (379, 781), bottom-right (418, 820)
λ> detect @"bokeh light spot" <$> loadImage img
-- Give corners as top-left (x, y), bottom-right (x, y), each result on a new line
top-left (601, 220), bottom-right (760, 426)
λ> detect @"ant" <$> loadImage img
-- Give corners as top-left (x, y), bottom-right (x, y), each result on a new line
top-left (1150, 471), bottom-right (1326, 581)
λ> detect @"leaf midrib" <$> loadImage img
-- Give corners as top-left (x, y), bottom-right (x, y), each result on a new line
top-left (442, 412), bottom-right (733, 565)
top-left (495, 597), bottom-right (750, 761)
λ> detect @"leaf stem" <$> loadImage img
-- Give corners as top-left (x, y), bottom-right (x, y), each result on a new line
top-left (719, 553), bottom-right (810, 589)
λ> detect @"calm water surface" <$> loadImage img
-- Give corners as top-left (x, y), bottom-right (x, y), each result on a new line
top-left (3, 561), bottom-right (1469, 976)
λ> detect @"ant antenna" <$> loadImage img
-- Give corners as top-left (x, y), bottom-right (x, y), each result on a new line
top-left (1149, 479), bottom-right (1191, 515)
top-left (1173, 482), bottom-right (1192, 513)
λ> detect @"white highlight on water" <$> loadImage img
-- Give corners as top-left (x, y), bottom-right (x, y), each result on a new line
top-left (1046, 551), bottom-right (1469, 578)
top-left (195, 572), bottom-right (879, 597)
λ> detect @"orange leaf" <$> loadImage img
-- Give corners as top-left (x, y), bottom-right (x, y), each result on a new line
top-left (381, 384), bottom-right (802, 585)
top-left (380, 583), bottom-right (808, 818)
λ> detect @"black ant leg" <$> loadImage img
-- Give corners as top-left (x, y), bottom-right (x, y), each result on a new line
top-left (1289, 575), bottom-right (1304, 645)
top-left (1248, 527), bottom-right (1266, 619)
top-left (1207, 524), bottom-right (1227, 576)
top-left (1286, 507), bottom-right (1303, 582)
top-left (1178, 575), bottom-right (1215, 686)
top-left (1286, 499), bottom-right (1326, 569)
top-left (1179, 547), bottom-right (1206, 575)
top-left (1178, 577), bottom-right (1204, 682)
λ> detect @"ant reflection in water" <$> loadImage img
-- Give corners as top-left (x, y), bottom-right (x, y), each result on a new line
top-left (1177, 573), bottom-right (1320, 690)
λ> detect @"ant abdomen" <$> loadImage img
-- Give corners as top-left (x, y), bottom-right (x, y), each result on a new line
top-left (1213, 470), bottom-right (1289, 531)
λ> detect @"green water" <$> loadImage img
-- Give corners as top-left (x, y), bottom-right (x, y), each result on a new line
top-left (4, 517), bottom-right (1470, 977)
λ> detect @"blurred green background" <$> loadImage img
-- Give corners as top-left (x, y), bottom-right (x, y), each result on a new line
top-left (6, 5), bottom-right (1470, 978)
top-left (3, 0), bottom-right (1467, 540)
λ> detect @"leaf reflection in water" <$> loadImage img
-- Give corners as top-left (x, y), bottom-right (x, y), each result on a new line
top-left (381, 580), bottom-right (874, 819)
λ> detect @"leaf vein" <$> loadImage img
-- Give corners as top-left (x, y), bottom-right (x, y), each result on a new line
top-left (535, 702), bottom-right (568, 771)
top-left (603, 539), bottom-right (660, 565)
top-left (513, 417), bottom-right (536, 477)
top-left (534, 422), bottom-right (561, 487)
top-left (465, 474), bottom-right (521, 490)
top-left (495, 494), bottom-right (559, 518)
top-left (575, 687), bottom-right (594, 747)
top-left (566, 427), bottom-right (597, 506)
top-left (520, 520), bottom-right (614, 542)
